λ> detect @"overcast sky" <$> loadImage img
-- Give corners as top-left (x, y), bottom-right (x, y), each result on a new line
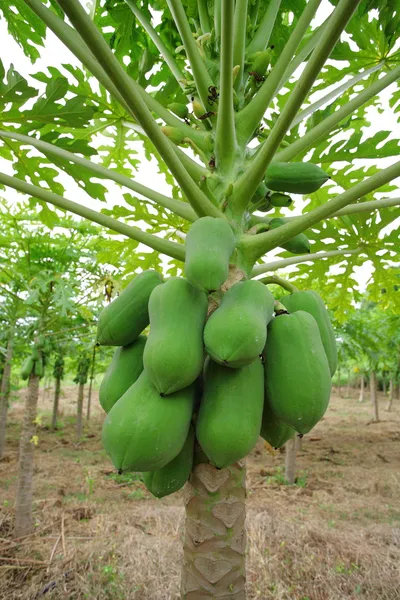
top-left (0, 3), bottom-right (399, 290)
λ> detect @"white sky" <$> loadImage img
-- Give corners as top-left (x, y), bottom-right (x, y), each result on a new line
top-left (0, 3), bottom-right (399, 289)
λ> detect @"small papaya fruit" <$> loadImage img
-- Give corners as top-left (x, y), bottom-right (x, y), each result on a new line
top-left (167, 102), bottom-right (189, 119)
top-left (102, 371), bottom-right (195, 472)
top-left (143, 278), bottom-right (207, 395)
top-left (99, 336), bottom-right (146, 413)
top-left (248, 47), bottom-right (273, 77)
top-left (161, 126), bottom-right (185, 145)
top-left (269, 218), bottom-right (310, 254)
top-left (192, 98), bottom-right (206, 118)
top-left (143, 426), bottom-right (194, 498)
top-left (196, 358), bottom-right (264, 468)
top-left (265, 162), bottom-right (329, 194)
top-left (204, 280), bottom-right (274, 368)
top-left (260, 398), bottom-right (296, 449)
top-left (280, 290), bottom-right (338, 376)
top-left (264, 311), bottom-right (331, 434)
top-left (33, 359), bottom-right (44, 378)
top-left (97, 270), bottom-right (163, 347)
top-left (269, 192), bottom-right (292, 208)
top-left (184, 217), bottom-right (236, 292)
top-left (20, 357), bottom-right (34, 380)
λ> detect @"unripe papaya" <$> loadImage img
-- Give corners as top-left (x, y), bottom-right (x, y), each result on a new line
top-left (167, 102), bottom-right (189, 119)
top-left (97, 270), bottom-right (163, 347)
top-left (204, 280), bottom-right (274, 368)
top-left (265, 162), bottom-right (329, 194)
top-left (33, 359), bottom-right (44, 378)
top-left (280, 290), bottom-right (338, 376)
top-left (102, 371), bottom-right (195, 472)
top-left (192, 98), bottom-right (205, 118)
top-left (269, 218), bottom-right (310, 254)
top-left (196, 358), bottom-right (264, 468)
top-left (269, 192), bottom-right (292, 208)
top-left (99, 336), bottom-right (146, 413)
top-left (260, 400), bottom-right (296, 449)
top-left (249, 48), bottom-right (272, 77)
top-left (20, 357), bottom-right (34, 380)
top-left (184, 217), bottom-right (236, 292)
top-left (143, 278), bottom-right (207, 395)
top-left (161, 126), bottom-right (185, 145)
top-left (143, 426), bottom-right (194, 498)
top-left (264, 311), bottom-right (331, 434)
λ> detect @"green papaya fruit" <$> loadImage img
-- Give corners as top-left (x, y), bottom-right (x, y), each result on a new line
top-left (280, 290), bottom-right (338, 376)
top-left (143, 278), bottom-right (207, 395)
top-left (192, 98), bottom-right (205, 118)
top-left (161, 126), bottom-right (185, 145)
top-left (34, 359), bottom-right (44, 378)
top-left (184, 217), bottom-right (236, 292)
top-left (204, 280), bottom-right (274, 368)
top-left (251, 182), bottom-right (269, 204)
top-left (97, 270), bottom-right (163, 347)
top-left (249, 48), bottom-right (273, 77)
top-left (196, 358), bottom-right (264, 468)
top-left (260, 399), bottom-right (296, 449)
top-left (102, 371), bottom-right (195, 472)
top-left (20, 357), bottom-right (34, 380)
top-left (269, 218), bottom-right (310, 254)
top-left (269, 192), bottom-right (292, 208)
top-left (264, 311), bottom-right (331, 435)
top-left (167, 102), bottom-right (189, 119)
top-left (99, 335), bottom-right (146, 413)
top-left (265, 162), bottom-right (329, 194)
top-left (143, 426), bottom-right (194, 498)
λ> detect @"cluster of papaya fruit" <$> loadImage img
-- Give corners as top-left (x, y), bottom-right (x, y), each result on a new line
top-left (98, 217), bottom-right (336, 499)
top-left (20, 335), bottom-right (51, 380)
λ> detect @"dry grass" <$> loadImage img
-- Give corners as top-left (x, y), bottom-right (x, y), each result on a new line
top-left (0, 384), bottom-right (399, 599)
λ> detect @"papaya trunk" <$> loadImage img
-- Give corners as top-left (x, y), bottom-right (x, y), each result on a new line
top-left (382, 375), bottom-right (387, 396)
top-left (76, 382), bottom-right (84, 440)
top-left (50, 376), bottom-right (61, 431)
top-left (181, 461), bottom-right (246, 599)
top-left (86, 345), bottom-right (96, 421)
top-left (284, 437), bottom-right (296, 484)
top-left (337, 365), bottom-right (342, 397)
top-left (295, 434), bottom-right (302, 452)
top-left (0, 324), bottom-right (16, 459)
top-left (386, 379), bottom-right (394, 412)
top-left (14, 374), bottom-right (40, 538)
top-left (358, 375), bottom-right (365, 402)
top-left (370, 371), bottom-right (378, 422)
top-left (346, 370), bottom-right (351, 397)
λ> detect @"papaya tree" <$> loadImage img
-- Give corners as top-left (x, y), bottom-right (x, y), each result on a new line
top-left (1, 0), bottom-right (400, 595)
top-left (73, 350), bottom-right (91, 440)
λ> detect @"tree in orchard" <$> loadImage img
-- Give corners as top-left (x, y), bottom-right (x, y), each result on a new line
top-left (1, 0), bottom-right (400, 595)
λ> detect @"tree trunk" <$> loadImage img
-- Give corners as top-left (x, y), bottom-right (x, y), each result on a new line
top-left (295, 434), bottom-right (302, 452)
top-left (346, 369), bottom-right (351, 398)
top-left (337, 365), bottom-right (342, 397)
top-left (284, 437), bottom-right (296, 484)
top-left (50, 376), bottom-right (61, 431)
top-left (86, 345), bottom-right (96, 421)
top-left (76, 382), bottom-right (85, 440)
top-left (370, 370), bottom-right (379, 422)
top-left (358, 374), bottom-right (365, 402)
top-left (181, 461), bottom-right (246, 599)
top-left (14, 374), bottom-right (40, 538)
top-left (386, 378), bottom-right (394, 412)
top-left (382, 374), bottom-right (387, 396)
top-left (0, 324), bottom-right (16, 459)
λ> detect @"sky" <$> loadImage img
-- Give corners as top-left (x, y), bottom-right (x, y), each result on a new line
top-left (0, 3), bottom-right (399, 290)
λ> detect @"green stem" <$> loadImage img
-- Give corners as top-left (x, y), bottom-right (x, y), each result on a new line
top-left (291, 61), bottom-right (385, 128)
top-left (283, 197), bottom-right (400, 220)
top-left (0, 129), bottom-right (197, 222)
top-left (214, 0), bottom-right (221, 45)
top-left (249, 0), bottom-right (260, 26)
top-left (241, 159), bottom-right (400, 260)
top-left (237, 0), bottom-right (322, 144)
top-left (252, 248), bottom-right (361, 276)
top-left (25, 0), bottom-right (202, 142)
top-left (233, 0), bottom-right (361, 210)
top-left (124, 1), bottom-right (186, 90)
top-left (54, 0), bottom-right (221, 219)
top-left (215, 0), bottom-right (237, 173)
top-left (0, 172), bottom-right (186, 262)
top-left (276, 64), bottom-right (400, 162)
top-left (246, 0), bottom-right (281, 56)
top-left (233, 0), bottom-right (248, 93)
top-left (197, 0), bottom-right (211, 33)
top-left (260, 275), bottom-right (299, 293)
top-left (166, 0), bottom-right (215, 109)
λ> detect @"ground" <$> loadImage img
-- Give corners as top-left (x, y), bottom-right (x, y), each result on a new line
top-left (0, 384), bottom-right (399, 600)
